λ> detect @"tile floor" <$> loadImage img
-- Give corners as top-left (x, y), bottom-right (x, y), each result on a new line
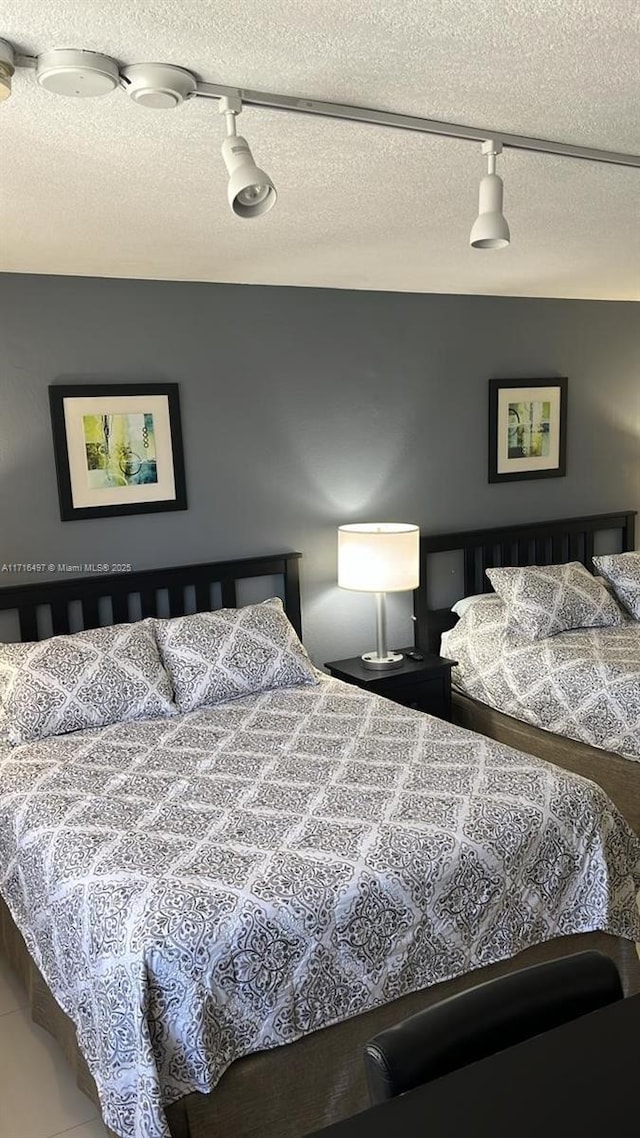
top-left (0, 954), bottom-right (108, 1138)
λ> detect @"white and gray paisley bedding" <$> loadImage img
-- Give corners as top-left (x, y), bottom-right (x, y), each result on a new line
top-left (442, 595), bottom-right (640, 761)
top-left (594, 552), bottom-right (640, 620)
top-left (485, 561), bottom-right (622, 641)
top-left (154, 597), bottom-right (318, 712)
top-left (1, 677), bottom-right (640, 1138)
top-left (0, 620), bottom-right (175, 745)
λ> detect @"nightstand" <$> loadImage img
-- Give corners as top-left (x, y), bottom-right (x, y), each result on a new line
top-left (325, 650), bottom-right (457, 721)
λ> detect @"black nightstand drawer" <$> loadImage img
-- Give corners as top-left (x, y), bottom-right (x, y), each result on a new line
top-left (378, 674), bottom-right (449, 717)
top-left (325, 650), bottom-right (456, 721)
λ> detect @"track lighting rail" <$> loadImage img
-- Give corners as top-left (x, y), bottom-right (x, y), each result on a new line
top-left (195, 81), bottom-right (640, 170)
top-left (10, 48), bottom-right (640, 169)
top-left (4, 39), bottom-right (638, 241)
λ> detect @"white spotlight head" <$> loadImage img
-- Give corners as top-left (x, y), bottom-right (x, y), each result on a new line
top-left (0, 40), bottom-right (15, 103)
top-left (470, 139), bottom-right (510, 250)
top-left (221, 135), bottom-right (277, 219)
top-left (470, 173), bottom-right (510, 249)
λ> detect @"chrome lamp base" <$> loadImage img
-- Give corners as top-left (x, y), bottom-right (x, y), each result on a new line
top-left (360, 592), bottom-right (404, 670)
top-left (361, 649), bottom-right (404, 671)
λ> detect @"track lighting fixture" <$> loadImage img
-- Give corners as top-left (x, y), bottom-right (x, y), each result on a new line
top-left (219, 95), bottom-right (277, 219)
top-left (121, 63), bottom-right (197, 109)
top-left (0, 39), bottom-right (14, 102)
top-left (36, 49), bottom-right (121, 97)
top-left (470, 140), bottom-right (510, 250)
top-left (1, 35), bottom-right (639, 240)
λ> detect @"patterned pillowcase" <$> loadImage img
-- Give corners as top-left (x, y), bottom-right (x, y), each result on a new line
top-left (485, 561), bottom-right (623, 641)
top-left (154, 597), bottom-right (318, 713)
top-left (0, 621), bottom-right (176, 746)
top-left (593, 552), bottom-right (640, 620)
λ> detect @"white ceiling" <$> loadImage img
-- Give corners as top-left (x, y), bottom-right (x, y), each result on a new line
top-left (1, 0), bottom-right (639, 298)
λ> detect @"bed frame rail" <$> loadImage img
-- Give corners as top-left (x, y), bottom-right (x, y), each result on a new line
top-left (415, 510), bottom-right (636, 654)
top-left (0, 553), bottom-right (303, 643)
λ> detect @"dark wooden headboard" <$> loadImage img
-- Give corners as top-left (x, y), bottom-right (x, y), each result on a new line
top-left (414, 510), bottom-right (636, 654)
top-left (0, 553), bottom-right (303, 643)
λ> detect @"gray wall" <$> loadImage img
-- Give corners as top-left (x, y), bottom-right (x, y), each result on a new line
top-left (0, 273), bottom-right (638, 665)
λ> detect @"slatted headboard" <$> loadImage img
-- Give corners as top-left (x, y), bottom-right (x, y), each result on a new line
top-left (414, 510), bottom-right (636, 654)
top-left (0, 553), bottom-right (303, 643)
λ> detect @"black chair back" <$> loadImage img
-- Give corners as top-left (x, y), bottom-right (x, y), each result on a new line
top-left (364, 950), bottom-right (623, 1104)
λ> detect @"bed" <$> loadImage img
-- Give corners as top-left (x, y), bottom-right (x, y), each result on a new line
top-left (1, 550), bottom-right (640, 1138)
top-left (414, 509), bottom-right (640, 833)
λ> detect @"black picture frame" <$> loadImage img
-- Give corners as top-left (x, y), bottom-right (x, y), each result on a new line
top-left (488, 377), bottom-right (568, 483)
top-left (49, 383), bottom-right (188, 521)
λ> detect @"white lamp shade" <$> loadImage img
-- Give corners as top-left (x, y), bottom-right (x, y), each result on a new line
top-left (338, 523), bottom-right (420, 592)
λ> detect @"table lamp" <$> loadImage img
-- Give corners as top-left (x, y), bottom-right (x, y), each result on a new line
top-left (338, 522), bottom-right (420, 669)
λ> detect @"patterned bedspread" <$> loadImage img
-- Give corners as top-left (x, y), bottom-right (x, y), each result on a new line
top-left (1, 675), bottom-right (640, 1138)
top-left (442, 596), bottom-right (640, 761)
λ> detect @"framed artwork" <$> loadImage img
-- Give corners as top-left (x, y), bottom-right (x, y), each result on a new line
top-left (488, 377), bottom-right (568, 483)
top-left (49, 383), bottom-right (188, 520)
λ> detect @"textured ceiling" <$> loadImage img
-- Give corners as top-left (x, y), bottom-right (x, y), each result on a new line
top-left (0, 0), bottom-right (639, 298)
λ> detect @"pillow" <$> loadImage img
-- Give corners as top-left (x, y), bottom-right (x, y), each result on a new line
top-left (154, 597), bottom-right (318, 713)
top-left (0, 621), bottom-right (175, 746)
top-left (451, 593), bottom-right (502, 617)
top-left (593, 552), bottom-right (640, 619)
top-left (485, 561), bottom-right (623, 641)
